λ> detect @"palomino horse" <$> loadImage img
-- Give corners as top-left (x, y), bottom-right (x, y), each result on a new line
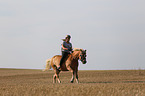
top-left (45, 48), bottom-right (87, 83)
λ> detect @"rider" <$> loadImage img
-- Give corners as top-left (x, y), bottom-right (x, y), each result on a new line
top-left (57, 35), bottom-right (72, 70)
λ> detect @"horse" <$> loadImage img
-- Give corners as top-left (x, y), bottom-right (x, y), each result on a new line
top-left (45, 48), bottom-right (87, 83)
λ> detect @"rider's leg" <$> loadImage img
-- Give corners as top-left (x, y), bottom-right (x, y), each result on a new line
top-left (57, 51), bottom-right (68, 70)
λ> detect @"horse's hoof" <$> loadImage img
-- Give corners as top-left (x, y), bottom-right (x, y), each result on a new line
top-left (70, 81), bottom-right (74, 83)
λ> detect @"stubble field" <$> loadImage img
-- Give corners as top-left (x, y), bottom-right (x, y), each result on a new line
top-left (0, 68), bottom-right (145, 96)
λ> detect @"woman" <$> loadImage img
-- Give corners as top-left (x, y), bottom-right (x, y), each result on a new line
top-left (57, 35), bottom-right (72, 70)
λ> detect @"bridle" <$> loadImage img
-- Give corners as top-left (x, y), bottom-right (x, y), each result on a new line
top-left (71, 50), bottom-right (87, 62)
top-left (80, 52), bottom-right (86, 61)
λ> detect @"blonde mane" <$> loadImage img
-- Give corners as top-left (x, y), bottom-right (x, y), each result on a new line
top-left (73, 48), bottom-right (84, 51)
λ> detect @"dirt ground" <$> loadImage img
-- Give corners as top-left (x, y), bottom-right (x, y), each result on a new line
top-left (0, 68), bottom-right (145, 96)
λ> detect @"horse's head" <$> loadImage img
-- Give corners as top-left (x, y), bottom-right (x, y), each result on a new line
top-left (79, 49), bottom-right (87, 64)
top-left (73, 48), bottom-right (87, 64)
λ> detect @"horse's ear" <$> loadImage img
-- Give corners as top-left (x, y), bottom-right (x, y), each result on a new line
top-left (85, 50), bottom-right (86, 52)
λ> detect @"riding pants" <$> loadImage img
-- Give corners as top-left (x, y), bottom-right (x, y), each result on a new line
top-left (59, 51), bottom-right (69, 67)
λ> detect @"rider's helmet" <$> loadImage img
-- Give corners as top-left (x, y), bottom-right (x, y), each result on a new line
top-left (66, 35), bottom-right (71, 39)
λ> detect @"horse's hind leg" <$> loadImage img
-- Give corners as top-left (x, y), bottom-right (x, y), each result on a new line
top-left (53, 73), bottom-right (61, 83)
top-left (53, 74), bottom-right (56, 83)
top-left (55, 70), bottom-right (61, 83)
top-left (56, 74), bottom-right (61, 83)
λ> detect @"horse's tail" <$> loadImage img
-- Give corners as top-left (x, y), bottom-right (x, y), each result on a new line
top-left (42, 58), bottom-right (52, 71)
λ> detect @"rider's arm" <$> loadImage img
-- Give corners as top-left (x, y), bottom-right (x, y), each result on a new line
top-left (69, 44), bottom-right (72, 51)
top-left (62, 44), bottom-right (68, 50)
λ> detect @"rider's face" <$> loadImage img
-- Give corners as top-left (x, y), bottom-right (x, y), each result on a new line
top-left (66, 38), bottom-right (70, 42)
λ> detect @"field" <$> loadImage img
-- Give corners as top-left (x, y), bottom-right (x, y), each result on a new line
top-left (0, 69), bottom-right (145, 96)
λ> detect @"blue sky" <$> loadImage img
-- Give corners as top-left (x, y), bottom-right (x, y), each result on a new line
top-left (0, 0), bottom-right (145, 70)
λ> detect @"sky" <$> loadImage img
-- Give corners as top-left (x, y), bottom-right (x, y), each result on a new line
top-left (0, 0), bottom-right (145, 70)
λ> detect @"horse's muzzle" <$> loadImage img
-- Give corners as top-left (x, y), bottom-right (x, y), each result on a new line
top-left (82, 60), bottom-right (87, 64)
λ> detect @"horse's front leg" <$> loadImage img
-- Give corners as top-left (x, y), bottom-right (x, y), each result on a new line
top-left (75, 70), bottom-right (79, 83)
top-left (70, 71), bottom-right (75, 83)
top-left (67, 65), bottom-right (75, 83)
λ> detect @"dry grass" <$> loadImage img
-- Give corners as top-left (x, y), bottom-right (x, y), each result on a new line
top-left (0, 68), bottom-right (145, 96)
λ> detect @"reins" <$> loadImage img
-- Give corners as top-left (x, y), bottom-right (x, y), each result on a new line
top-left (70, 51), bottom-right (79, 60)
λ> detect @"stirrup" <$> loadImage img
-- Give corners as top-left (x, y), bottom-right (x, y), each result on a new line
top-left (57, 66), bottom-right (61, 70)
